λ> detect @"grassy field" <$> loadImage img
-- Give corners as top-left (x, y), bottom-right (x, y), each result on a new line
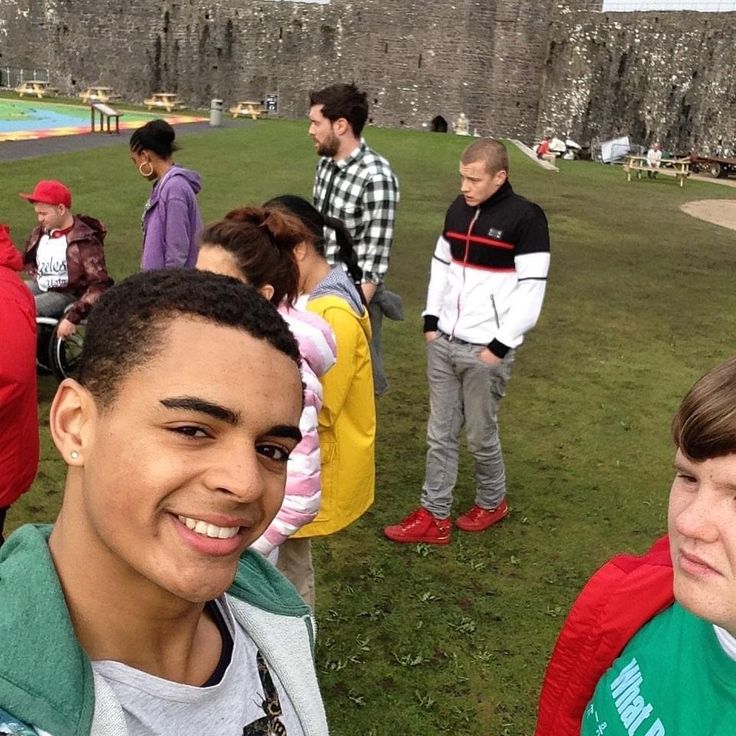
top-left (4, 121), bottom-right (736, 734)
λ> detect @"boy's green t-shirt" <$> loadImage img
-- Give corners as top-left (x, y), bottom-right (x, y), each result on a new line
top-left (582, 603), bottom-right (736, 736)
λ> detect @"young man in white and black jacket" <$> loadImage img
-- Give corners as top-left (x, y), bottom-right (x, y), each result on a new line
top-left (384, 138), bottom-right (550, 545)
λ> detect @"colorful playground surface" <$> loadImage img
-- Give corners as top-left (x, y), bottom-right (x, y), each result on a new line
top-left (0, 98), bottom-right (207, 142)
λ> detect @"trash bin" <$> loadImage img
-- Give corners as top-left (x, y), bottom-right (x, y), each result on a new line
top-left (209, 99), bottom-right (223, 128)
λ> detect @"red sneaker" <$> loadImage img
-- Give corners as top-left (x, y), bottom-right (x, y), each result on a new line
top-left (383, 507), bottom-right (452, 545)
top-left (455, 499), bottom-right (509, 532)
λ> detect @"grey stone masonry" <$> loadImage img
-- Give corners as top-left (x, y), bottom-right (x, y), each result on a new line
top-left (541, 2), bottom-right (736, 150)
top-left (0, 0), bottom-right (734, 148)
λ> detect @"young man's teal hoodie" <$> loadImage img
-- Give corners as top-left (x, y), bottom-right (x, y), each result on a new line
top-left (0, 525), bottom-right (328, 736)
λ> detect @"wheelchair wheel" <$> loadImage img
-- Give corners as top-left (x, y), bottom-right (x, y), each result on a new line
top-left (49, 322), bottom-right (85, 381)
top-left (36, 317), bottom-right (58, 375)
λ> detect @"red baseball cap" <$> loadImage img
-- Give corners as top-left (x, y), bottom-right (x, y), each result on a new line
top-left (19, 180), bottom-right (72, 208)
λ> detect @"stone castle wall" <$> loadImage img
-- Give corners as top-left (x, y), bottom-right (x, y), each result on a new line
top-left (0, 1), bottom-right (733, 148)
top-left (541, 3), bottom-right (736, 150)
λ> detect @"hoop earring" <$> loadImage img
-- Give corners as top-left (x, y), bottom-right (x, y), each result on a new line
top-left (138, 161), bottom-right (154, 178)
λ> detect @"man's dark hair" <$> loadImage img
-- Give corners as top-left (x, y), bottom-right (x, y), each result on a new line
top-left (309, 83), bottom-right (369, 137)
top-left (78, 269), bottom-right (301, 407)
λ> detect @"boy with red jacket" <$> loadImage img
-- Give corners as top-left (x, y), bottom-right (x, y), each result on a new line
top-left (537, 356), bottom-right (736, 735)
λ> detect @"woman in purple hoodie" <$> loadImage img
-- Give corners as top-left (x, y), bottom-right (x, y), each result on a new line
top-left (130, 119), bottom-right (202, 270)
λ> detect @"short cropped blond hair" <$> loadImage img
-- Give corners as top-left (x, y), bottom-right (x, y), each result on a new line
top-left (461, 139), bottom-right (509, 175)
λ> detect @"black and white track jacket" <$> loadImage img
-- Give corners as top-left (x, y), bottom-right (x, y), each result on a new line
top-left (422, 181), bottom-right (550, 357)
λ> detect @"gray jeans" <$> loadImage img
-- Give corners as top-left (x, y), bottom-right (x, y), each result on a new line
top-left (26, 280), bottom-right (75, 318)
top-left (420, 333), bottom-right (514, 519)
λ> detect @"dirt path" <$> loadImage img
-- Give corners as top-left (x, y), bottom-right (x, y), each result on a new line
top-left (680, 199), bottom-right (736, 232)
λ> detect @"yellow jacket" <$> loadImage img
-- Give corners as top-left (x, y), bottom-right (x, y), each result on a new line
top-left (293, 291), bottom-right (375, 537)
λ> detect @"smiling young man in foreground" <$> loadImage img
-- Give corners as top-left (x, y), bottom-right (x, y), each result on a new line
top-left (536, 356), bottom-right (736, 736)
top-left (0, 269), bottom-right (329, 735)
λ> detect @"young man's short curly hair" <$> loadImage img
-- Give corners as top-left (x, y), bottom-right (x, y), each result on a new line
top-left (309, 83), bottom-right (369, 137)
top-left (78, 269), bottom-right (301, 408)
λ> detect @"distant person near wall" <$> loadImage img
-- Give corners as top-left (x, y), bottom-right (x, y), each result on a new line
top-left (647, 141), bottom-right (662, 178)
top-left (536, 135), bottom-right (556, 163)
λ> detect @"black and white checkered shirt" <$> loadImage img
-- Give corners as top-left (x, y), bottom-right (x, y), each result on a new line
top-left (313, 140), bottom-right (399, 284)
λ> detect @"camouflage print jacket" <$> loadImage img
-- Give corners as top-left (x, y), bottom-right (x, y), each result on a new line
top-left (23, 215), bottom-right (113, 324)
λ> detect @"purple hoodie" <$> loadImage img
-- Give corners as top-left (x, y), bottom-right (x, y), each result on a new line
top-left (140, 164), bottom-right (202, 270)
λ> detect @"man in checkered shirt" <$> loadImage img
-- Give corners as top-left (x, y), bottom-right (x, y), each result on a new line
top-left (309, 83), bottom-right (400, 396)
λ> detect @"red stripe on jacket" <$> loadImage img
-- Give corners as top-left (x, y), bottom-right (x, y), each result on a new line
top-left (445, 231), bottom-right (515, 250)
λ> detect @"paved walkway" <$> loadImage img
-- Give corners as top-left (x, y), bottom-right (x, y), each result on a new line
top-left (0, 119), bottom-right (250, 163)
top-left (624, 167), bottom-right (736, 188)
top-left (689, 172), bottom-right (736, 189)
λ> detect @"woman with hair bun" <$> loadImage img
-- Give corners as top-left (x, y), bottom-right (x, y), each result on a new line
top-left (196, 207), bottom-right (337, 607)
top-left (130, 119), bottom-right (202, 270)
top-left (263, 195), bottom-right (375, 605)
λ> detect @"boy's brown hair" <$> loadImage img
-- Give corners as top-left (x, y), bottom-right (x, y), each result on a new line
top-left (672, 356), bottom-right (736, 460)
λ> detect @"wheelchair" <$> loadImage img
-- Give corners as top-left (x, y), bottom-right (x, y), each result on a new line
top-left (36, 314), bottom-right (85, 381)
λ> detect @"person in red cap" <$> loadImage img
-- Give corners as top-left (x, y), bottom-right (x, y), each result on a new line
top-left (20, 179), bottom-right (112, 338)
top-left (0, 224), bottom-right (39, 546)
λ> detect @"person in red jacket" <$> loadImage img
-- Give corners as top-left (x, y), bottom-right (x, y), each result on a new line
top-left (536, 135), bottom-right (556, 163)
top-left (536, 356), bottom-right (736, 736)
top-left (0, 224), bottom-right (39, 545)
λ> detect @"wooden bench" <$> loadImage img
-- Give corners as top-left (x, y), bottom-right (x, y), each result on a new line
top-left (229, 100), bottom-right (265, 120)
top-left (90, 102), bottom-right (123, 134)
top-left (144, 93), bottom-right (185, 112)
top-left (623, 155), bottom-right (690, 187)
top-left (80, 86), bottom-right (121, 104)
top-left (15, 81), bottom-right (58, 99)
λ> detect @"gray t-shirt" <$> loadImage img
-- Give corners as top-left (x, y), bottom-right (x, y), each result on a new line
top-left (91, 595), bottom-right (303, 735)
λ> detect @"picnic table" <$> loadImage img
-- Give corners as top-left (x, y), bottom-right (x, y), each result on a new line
top-left (144, 93), bottom-right (185, 112)
top-left (622, 155), bottom-right (690, 187)
top-left (229, 100), bottom-right (265, 120)
top-left (80, 86), bottom-right (121, 104)
top-left (15, 80), bottom-right (57, 99)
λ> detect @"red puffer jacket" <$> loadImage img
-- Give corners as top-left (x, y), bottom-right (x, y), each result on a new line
top-left (0, 225), bottom-right (39, 509)
top-left (535, 536), bottom-right (674, 736)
